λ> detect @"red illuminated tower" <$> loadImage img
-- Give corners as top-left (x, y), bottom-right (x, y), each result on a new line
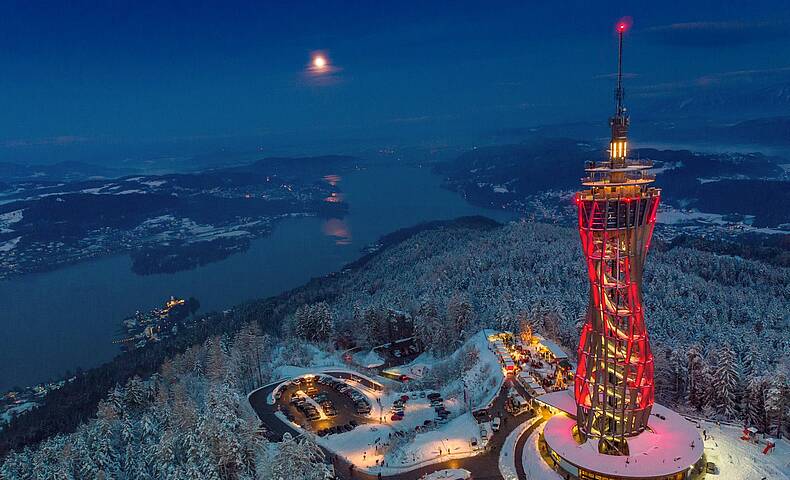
top-left (573, 21), bottom-right (660, 453)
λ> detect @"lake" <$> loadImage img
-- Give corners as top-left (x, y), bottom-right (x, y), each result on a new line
top-left (0, 163), bottom-right (514, 391)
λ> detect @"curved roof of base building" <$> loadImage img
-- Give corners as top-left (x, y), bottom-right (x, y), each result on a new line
top-left (542, 403), bottom-right (704, 478)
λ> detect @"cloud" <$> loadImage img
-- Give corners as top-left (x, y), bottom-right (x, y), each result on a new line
top-left (2, 135), bottom-right (88, 148)
top-left (644, 20), bottom-right (790, 47)
top-left (630, 66), bottom-right (790, 98)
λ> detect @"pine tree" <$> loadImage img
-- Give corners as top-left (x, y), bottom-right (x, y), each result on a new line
top-left (447, 293), bottom-right (474, 338)
top-left (668, 348), bottom-right (688, 402)
top-left (312, 302), bottom-right (335, 342)
top-left (711, 346), bottom-right (741, 419)
top-left (263, 433), bottom-right (331, 480)
top-left (686, 345), bottom-right (708, 411)
top-left (745, 376), bottom-right (769, 432)
top-left (124, 375), bottom-right (148, 410)
top-left (765, 372), bottom-right (789, 438)
top-left (363, 305), bottom-right (389, 345)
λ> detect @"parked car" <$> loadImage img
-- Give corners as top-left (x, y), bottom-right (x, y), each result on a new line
top-left (492, 417), bottom-right (501, 431)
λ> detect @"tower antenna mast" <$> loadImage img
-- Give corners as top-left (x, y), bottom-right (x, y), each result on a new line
top-left (615, 23), bottom-right (625, 116)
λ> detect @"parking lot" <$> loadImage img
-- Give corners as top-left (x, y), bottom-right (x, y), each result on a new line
top-left (375, 338), bottom-right (421, 368)
top-left (275, 374), bottom-right (374, 437)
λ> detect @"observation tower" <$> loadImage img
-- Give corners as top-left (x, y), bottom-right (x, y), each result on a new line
top-left (573, 21), bottom-right (659, 453)
top-left (532, 22), bottom-right (704, 480)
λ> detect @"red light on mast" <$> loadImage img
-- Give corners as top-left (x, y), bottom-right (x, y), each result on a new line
top-left (615, 17), bottom-right (633, 34)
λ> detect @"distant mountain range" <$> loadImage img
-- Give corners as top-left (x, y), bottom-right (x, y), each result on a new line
top-left (435, 138), bottom-right (789, 229)
top-left (0, 161), bottom-right (140, 183)
top-left (642, 82), bottom-right (790, 120)
top-left (491, 115), bottom-right (790, 149)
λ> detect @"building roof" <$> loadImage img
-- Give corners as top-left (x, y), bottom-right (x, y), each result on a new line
top-left (534, 388), bottom-right (576, 416)
top-left (535, 335), bottom-right (569, 359)
top-left (543, 403), bottom-right (704, 478)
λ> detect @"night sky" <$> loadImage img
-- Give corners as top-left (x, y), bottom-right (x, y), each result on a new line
top-left (1, 1), bottom-right (789, 160)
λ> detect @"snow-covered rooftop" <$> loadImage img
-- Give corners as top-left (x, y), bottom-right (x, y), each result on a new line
top-left (534, 335), bottom-right (568, 359)
top-left (542, 403), bottom-right (703, 478)
top-left (534, 388), bottom-right (576, 416)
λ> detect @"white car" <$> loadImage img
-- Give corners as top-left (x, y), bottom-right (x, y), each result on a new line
top-left (492, 417), bottom-right (501, 431)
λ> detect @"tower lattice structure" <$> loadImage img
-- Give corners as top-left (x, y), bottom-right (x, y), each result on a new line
top-left (573, 24), bottom-right (660, 452)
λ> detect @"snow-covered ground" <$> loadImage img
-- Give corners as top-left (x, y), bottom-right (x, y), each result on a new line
top-left (0, 209), bottom-right (24, 234)
top-left (0, 209), bottom-right (23, 225)
top-left (0, 402), bottom-right (37, 427)
top-left (419, 468), bottom-right (471, 479)
top-left (140, 179), bottom-right (167, 188)
top-left (699, 421), bottom-right (790, 479)
top-left (658, 206), bottom-right (788, 234)
top-left (0, 236), bottom-right (21, 252)
top-left (267, 331), bottom-right (508, 475)
top-left (521, 422), bottom-right (562, 480)
top-left (499, 416), bottom-right (542, 480)
top-left (319, 332), bottom-right (505, 474)
top-left (317, 412), bottom-right (484, 476)
top-left (353, 349), bottom-right (385, 368)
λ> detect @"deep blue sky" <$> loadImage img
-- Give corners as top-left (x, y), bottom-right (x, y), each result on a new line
top-left (1, 1), bottom-right (789, 161)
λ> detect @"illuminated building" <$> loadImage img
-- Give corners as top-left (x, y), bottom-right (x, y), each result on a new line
top-left (533, 22), bottom-right (704, 480)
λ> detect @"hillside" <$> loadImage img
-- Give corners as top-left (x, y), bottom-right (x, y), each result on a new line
top-left (435, 138), bottom-right (790, 229)
top-left (0, 155), bottom-right (353, 277)
top-left (2, 217), bottom-right (787, 476)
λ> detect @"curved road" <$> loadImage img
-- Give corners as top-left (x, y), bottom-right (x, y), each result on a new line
top-left (249, 374), bottom-right (542, 480)
top-left (514, 418), bottom-right (546, 480)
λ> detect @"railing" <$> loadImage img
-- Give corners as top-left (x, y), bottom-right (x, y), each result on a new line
top-left (585, 159), bottom-right (653, 169)
top-left (581, 173), bottom-right (656, 186)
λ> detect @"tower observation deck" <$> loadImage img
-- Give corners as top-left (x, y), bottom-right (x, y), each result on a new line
top-left (574, 21), bottom-right (660, 453)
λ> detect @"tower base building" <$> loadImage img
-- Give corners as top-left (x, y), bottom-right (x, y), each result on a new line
top-left (536, 389), bottom-right (705, 480)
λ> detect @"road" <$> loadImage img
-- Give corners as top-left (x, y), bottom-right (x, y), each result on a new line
top-left (514, 418), bottom-right (546, 480)
top-left (249, 374), bottom-right (542, 480)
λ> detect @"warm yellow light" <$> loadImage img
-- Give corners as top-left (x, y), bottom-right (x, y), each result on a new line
top-left (313, 55), bottom-right (327, 69)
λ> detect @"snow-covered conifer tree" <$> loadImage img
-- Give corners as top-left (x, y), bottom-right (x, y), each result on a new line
top-left (712, 346), bottom-right (741, 419)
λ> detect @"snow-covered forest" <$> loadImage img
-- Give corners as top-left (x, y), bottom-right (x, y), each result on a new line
top-left (330, 221), bottom-right (788, 426)
top-left (2, 219), bottom-right (788, 478)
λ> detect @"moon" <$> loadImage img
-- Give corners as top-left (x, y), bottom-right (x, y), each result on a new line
top-left (313, 55), bottom-right (327, 69)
